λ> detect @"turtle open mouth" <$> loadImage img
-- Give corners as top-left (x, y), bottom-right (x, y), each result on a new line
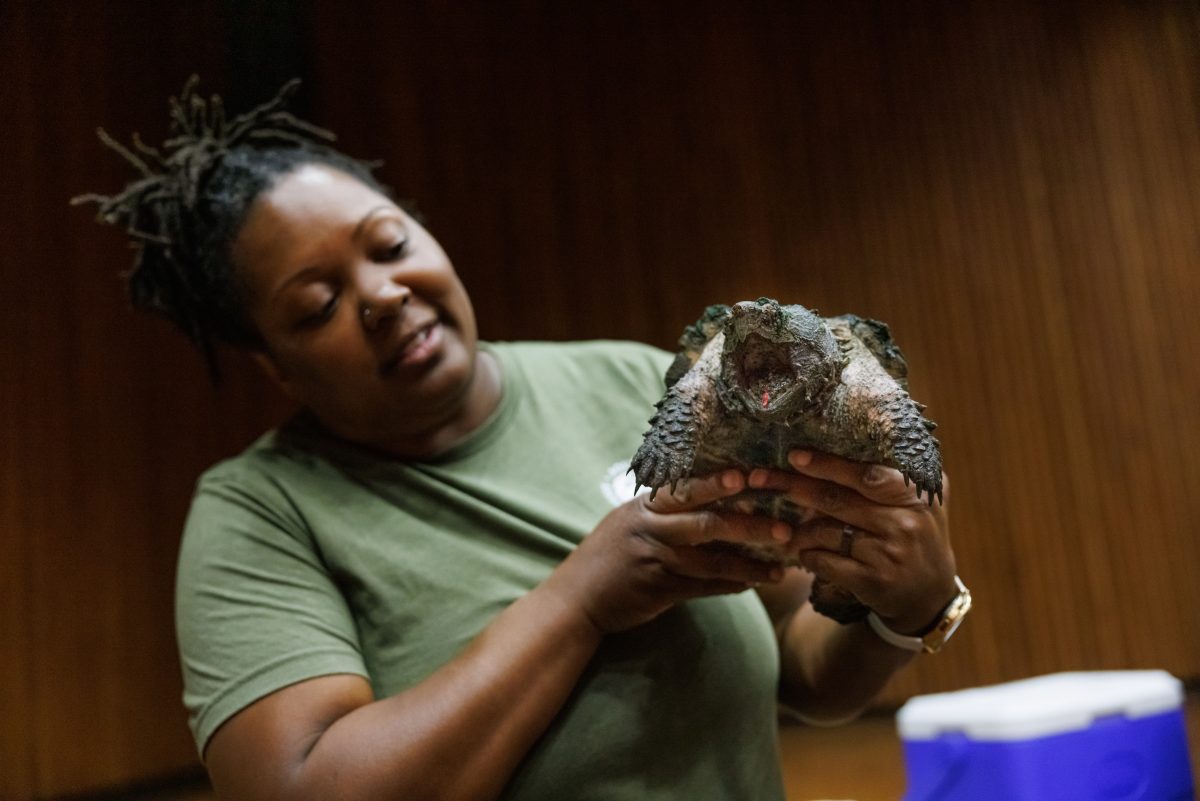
top-left (734, 334), bottom-right (796, 411)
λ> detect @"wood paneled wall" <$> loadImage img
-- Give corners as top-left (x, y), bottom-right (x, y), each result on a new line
top-left (4, 1), bottom-right (1199, 796)
top-left (0, 5), bottom-right (291, 799)
top-left (311, 0), bottom-right (1200, 700)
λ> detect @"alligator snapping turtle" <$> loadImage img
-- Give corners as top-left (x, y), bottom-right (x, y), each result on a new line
top-left (630, 298), bottom-right (942, 623)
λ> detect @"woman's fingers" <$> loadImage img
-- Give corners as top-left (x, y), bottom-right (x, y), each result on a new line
top-left (669, 543), bottom-right (785, 586)
top-left (648, 505), bottom-right (792, 549)
top-left (747, 459), bottom-right (938, 535)
top-left (768, 450), bottom-right (938, 508)
top-left (741, 452), bottom-right (958, 630)
top-left (784, 516), bottom-right (886, 587)
top-left (786, 515), bottom-right (861, 557)
top-left (644, 469), bottom-right (747, 512)
top-left (634, 474), bottom-right (795, 588)
top-left (746, 465), bottom-right (879, 531)
top-left (638, 470), bottom-right (793, 549)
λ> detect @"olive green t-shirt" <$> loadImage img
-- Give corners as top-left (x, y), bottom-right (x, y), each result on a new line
top-left (176, 339), bottom-right (786, 800)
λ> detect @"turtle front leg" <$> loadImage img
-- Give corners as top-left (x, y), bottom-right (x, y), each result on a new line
top-left (842, 388), bottom-right (942, 505)
top-left (630, 374), bottom-right (719, 500)
top-left (886, 397), bottom-right (943, 505)
top-left (823, 369), bottom-right (943, 505)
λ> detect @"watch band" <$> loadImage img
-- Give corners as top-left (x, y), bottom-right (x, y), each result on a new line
top-left (867, 575), bottom-right (971, 654)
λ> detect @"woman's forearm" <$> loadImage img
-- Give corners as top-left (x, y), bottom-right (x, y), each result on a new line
top-left (290, 575), bottom-right (602, 801)
top-left (776, 604), bottom-right (915, 725)
top-left (207, 561), bottom-right (607, 801)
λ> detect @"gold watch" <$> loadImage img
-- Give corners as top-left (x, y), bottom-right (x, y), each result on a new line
top-left (867, 575), bottom-right (972, 654)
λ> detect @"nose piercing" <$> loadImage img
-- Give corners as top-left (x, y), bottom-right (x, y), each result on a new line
top-left (360, 287), bottom-right (412, 328)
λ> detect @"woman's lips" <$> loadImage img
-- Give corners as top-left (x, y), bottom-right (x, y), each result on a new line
top-left (382, 321), bottom-right (443, 375)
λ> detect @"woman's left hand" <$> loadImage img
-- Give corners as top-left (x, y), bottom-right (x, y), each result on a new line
top-left (747, 449), bottom-right (958, 634)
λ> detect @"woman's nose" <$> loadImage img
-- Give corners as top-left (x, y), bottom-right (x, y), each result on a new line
top-left (359, 281), bottom-right (412, 331)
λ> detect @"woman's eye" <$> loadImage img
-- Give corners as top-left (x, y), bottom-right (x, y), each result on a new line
top-left (382, 239), bottom-right (410, 261)
top-left (297, 296), bottom-right (339, 329)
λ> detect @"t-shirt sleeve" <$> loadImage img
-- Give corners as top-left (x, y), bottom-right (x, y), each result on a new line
top-left (591, 340), bottom-right (674, 404)
top-left (176, 463), bottom-right (368, 758)
top-left (627, 342), bottom-right (674, 400)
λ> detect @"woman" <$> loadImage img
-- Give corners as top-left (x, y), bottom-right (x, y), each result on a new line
top-left (80, 79), bottom-right (964, 801)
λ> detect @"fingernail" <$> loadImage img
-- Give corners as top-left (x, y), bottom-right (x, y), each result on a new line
top-left (771, 521), bottom-right (791, 542)
top-left (790, 450), bottom-right (813, 468)
top-left (721, 470), bottom-right (742, 490)
top-left (748, 468), bottom-right (767, 488)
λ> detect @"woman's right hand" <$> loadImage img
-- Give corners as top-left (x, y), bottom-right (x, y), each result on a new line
top-left (546, 469), bottom-right (792, 633)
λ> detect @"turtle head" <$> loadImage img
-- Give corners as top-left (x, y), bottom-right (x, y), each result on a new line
top-left (719, 298), bottom-right (843, 419)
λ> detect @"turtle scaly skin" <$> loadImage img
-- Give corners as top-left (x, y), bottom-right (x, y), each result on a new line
top-left (630, 298), bottom-right (942, 623)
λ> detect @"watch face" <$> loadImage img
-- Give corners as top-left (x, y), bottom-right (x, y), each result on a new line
top-left (868, 579), bottom-right (971, 654)
top-left (940, 614), bottom-right (964, 640)
top-left (922, 586), bottom-right (971, 653)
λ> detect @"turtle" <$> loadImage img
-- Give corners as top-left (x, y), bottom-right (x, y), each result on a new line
top-left (629, 297), bottom-right (942, 623)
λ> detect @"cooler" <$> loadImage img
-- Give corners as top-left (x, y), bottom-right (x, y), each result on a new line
top-left (896, 670), bottom-right (1194, 801)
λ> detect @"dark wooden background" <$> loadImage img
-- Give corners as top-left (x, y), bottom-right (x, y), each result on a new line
top-left (4, 1), bottom-right (1200, 797)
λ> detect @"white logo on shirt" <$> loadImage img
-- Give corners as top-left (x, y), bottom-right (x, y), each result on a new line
top-left (601, 460), bottom-right (652, 506)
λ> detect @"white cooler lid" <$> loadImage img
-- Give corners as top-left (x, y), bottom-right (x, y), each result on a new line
top-left (897, 670), bottom-right (1184, 742)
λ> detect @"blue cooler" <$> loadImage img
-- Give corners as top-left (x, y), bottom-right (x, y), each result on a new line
top-left (896, 671), bottom-right (1193, 801)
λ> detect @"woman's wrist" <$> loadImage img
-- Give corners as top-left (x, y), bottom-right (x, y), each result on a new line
top-left (874, 577), bottom-right (960, 636)
top-left (867, 576), bottom-right (972, 654)
top-left (534, 564), bottom-right (609, 643)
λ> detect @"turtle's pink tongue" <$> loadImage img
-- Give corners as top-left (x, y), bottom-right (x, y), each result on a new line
top-left (761, 389), bottom-right (770, 408)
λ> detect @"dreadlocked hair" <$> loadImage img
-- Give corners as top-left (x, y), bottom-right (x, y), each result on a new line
top-left (73, 76), bottom-right (387, 381)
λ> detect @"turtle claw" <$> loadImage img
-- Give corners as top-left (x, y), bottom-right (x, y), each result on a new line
top-left (898, 457), bottom-right (943, 507)
top-left (630, 431), bottom-right (694, 502)
top-left (910, 477), bottom-right (944, 507)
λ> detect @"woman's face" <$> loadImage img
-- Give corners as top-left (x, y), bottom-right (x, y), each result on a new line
top-left (233, 164), bottom-right (482, 450)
